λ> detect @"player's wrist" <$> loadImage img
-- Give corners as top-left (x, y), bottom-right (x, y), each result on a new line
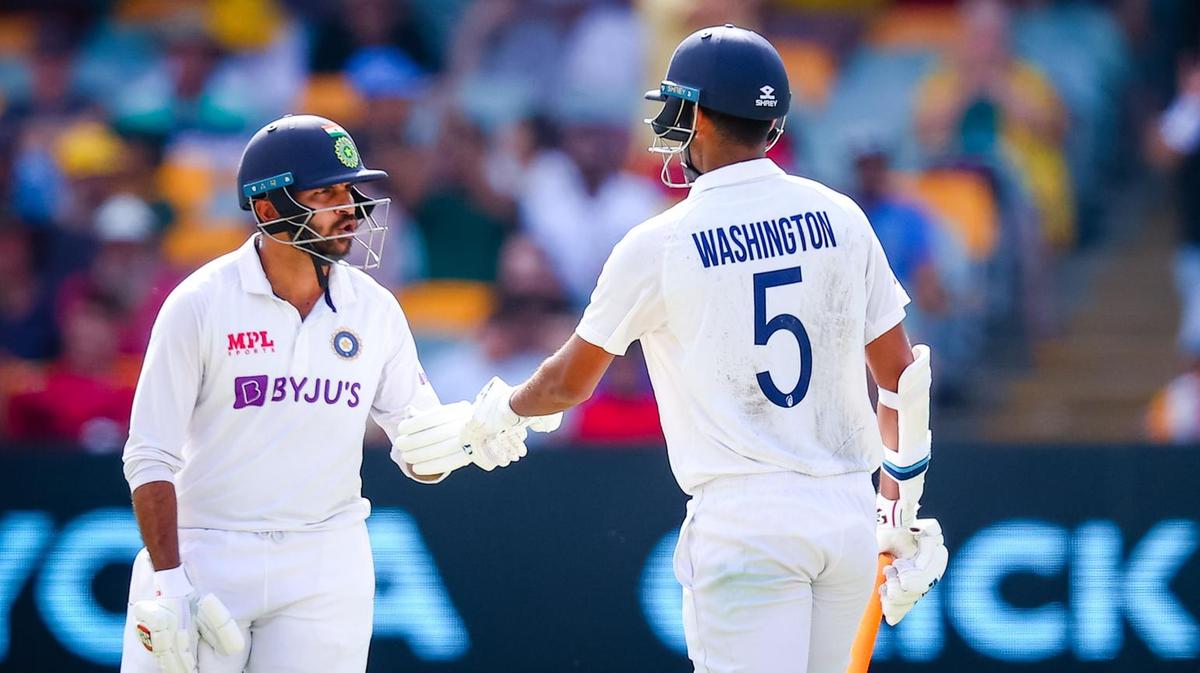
top-left (153, 564), bottom-right (194, 598)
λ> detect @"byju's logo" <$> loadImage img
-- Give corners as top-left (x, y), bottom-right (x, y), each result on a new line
top-left (233, 375), bottom-right (269, 409)
top-left (232, 375), bottom-right (362, 410)
top-left (227, 331), bottom-right (275, 356)
top-left (756, 85), bottom-right (778, 108)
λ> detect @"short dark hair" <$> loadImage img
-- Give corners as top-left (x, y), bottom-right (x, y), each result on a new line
top-left (700, 106), bottom-right (775, 146)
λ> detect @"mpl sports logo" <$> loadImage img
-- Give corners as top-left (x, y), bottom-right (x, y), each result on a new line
top-left (233, 375), bottom-right (362, 409)
top-left (756, 85), bottom-right (778, 108)
top-left (227, 331), bottom-right (275, 356)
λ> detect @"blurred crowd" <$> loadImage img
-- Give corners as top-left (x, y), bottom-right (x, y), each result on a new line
top-left (0, 0), bottom-right (1189, 451)
top-left (1145, 1), bottom-right (1200, 444)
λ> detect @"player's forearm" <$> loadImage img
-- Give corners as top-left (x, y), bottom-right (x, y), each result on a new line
top-left (510, 363), bottom-right (588, 417)
top-left (508, 334), bottom-right (613, 418)
top-left (509, 336), bottom-right (606, 416)
top-left (131, 481), bottom-right (182, 571)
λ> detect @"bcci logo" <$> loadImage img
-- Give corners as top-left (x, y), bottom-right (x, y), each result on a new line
top-left (334, 136), bottom-right (360, 168)
top-left (324, 123), bottom-right (361, 168)
top-left (332, 329), bottom-right (361, 359)
top-left (756, 85), bottom-right (778, 108)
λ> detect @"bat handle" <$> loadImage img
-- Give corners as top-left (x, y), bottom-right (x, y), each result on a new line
top-left (846, 553), bottom-right (894, 673)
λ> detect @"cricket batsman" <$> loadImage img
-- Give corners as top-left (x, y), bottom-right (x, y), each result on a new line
top-left (119, 114), bottom-right (551, 673)
top-left (398, 26), bottom-right (948, 672)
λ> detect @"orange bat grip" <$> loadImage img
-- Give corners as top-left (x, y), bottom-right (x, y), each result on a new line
top-left (846, 553), bottom-right (893, 673)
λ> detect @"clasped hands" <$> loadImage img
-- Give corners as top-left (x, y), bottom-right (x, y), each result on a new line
top-left (392, 377), bottom-right (561, 477)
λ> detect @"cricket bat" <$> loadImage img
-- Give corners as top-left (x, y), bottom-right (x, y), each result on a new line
top-left (846, 553), bottom-right (893, 673)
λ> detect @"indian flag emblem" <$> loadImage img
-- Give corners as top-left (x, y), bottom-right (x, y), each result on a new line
top-left (322, 123), bottom-right (348, 138)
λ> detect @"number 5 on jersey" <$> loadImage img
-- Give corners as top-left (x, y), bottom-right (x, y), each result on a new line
top-left (753, 267), bottom-right (812, 408)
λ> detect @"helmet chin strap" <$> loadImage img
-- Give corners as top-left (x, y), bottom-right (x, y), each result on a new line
top-left (307, 248), bottom-right (333, 297)
top-left (682, 144), bottom-right (703, 183)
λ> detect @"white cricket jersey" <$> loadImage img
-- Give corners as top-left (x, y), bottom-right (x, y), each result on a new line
top-left (576, 159), bottom-right (909, 494)
top-left (122, 234), bottom-right (439, 531)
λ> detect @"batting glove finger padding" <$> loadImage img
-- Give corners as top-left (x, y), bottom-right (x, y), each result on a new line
top-left (392, 402), bottom-right (475, 476)
top-left (133, 598), bottom-right (197, 673)
top-left (400, 435), bottom-right (470, 466)
top-left (463, 426), bottom-right (529, 471)
top-left (396, 418), bottom-right (464, 450)
top-left (411, 449), bottom-right (473, 476)
top-left (879, 519), bottom-right (948, 626)
top-left (392, 402), bottom-right (473, 441)
top-left (194, 594), bottom-right (244, 656)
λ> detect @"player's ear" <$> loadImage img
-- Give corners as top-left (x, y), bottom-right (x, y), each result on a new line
top-left (251, 196), bottom-right (279, 223)
top-left (692, 105), bottom-right (718, 145)
top-left (692, 105), bottom-right (707, 134)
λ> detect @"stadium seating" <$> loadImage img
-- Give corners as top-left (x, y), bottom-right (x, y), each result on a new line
top-left (397, 281), bottom-right (495, 337)
top-left (903, 168), bottom-right (1000, 262)
top-left (774, 39), bottom-right (837, 109)
top-left (295, 73), bottom-right (366, 129)
top-left (865, 5), bottom-right (961, 52)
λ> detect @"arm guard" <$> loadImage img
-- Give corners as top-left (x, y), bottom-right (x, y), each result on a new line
top-left (877, 344), bottom-right (932, 527)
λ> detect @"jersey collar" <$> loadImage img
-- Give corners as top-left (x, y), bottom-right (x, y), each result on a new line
top-left (236, 235), bottom-right (273, 297)
top-left (235, 234), bottom-right (358, 308)
top-left (687, 158), bottom-right (785, 196)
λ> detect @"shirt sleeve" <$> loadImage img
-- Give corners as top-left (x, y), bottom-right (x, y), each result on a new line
top-left (575, 224), bottom-right (666, 356)
top-left (864, 224), bottom-right (911, 345)
top-left (122, 289), bottom-right (205, 492)
top-left (370, 297), bottom-right (441, 444)
top-left (371, 298), bottom-right (445, 484)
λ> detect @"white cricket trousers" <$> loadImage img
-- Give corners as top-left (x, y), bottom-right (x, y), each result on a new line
top-left (121, 522), bottom-right (374, 673)
top-left (674, 470), bottom-right (878, 673)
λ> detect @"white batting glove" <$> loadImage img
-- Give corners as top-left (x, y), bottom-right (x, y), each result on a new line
top-left (876, 494), bottom-right (918, 558)
top-left (878, 519), bottom-right (948, 626)
top-left (392, 401), bottom-right (531, 475)
top-left (132, 566), bottom-right (243, 673)
top-left (464, 376), bottom-right (563, 442)
top-left (464, 424), bottom-right (529, 471)
top-left (392, 402), bottom-right (475, 477)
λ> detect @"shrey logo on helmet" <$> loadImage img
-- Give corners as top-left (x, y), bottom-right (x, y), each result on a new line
top-left (756, 85), bottom-right (777, 107)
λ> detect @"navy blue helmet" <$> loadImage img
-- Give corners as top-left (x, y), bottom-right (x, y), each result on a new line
top-left (646, 24), bottom-right (790, 122)
top-left (237, 114), bottom-right (387, 211)
top-left (644, 25), bottom-right (790, 186)
top-left (236, 114), bottom-right (391, 273)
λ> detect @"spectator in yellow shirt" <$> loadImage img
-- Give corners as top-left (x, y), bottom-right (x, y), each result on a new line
top-left (914, 0), bottom-right (1075, 248)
